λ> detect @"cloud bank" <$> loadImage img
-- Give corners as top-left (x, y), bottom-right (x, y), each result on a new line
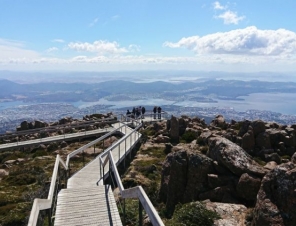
top-left (164, 26), bottom-right (296, 56)
top-left (68, 40), bottom-right (128, 54)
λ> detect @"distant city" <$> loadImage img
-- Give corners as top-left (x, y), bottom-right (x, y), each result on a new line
top-left (1, 71), bottom-right (296, 133)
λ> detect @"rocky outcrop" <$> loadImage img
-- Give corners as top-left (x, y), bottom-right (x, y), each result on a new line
top-left (204, 200), bottom-right (248, 226)
top-left (252, 162), bottom-right (296, 226)
top-left (158, 150), bottom-right (188, 215)
top-left (207, 137), bottom-right (267, 177)
top-left (236, 173), bottom-right (261, 201)
top-left (210, 115), bottom-right (227, 129)
top-left (159, 150), bottom-right (216, 215)
top-left (34, 120), bottom-right (47, 128)
top-left (169, 116), bottom-right (179, 143)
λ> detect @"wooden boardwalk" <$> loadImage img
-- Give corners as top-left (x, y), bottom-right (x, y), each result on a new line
top-left (54, 186), bottom-right (122, 226)
top-left (54, 122), bottom-right (141, 225)
top-left (0, 127), bottom-right (112, 151)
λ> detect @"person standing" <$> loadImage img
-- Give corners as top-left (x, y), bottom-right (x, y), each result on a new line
top-left (153, 106), bottom-right (157, 119)
top-left (141, 106), bottom-right (146, 119)
top-left (157, 106), bottom-right (162, 119)
top-left (126, 109), bottom-right (131, 122)
top-left (132, 107), bottom-right (136, 117)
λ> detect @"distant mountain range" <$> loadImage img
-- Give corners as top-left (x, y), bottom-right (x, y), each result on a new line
top-left (1, 78), bottom-right (296, 103)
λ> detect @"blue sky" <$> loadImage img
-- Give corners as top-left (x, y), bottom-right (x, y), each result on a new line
top-left (0, 0), bottom-right (296, 72)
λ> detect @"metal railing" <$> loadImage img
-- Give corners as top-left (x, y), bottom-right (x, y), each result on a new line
top-left (121, 111), bottom-right (169, 123)
top-left (65, 122), bottom-right (129, 175)
top-left (97, 118), bottom-right (164, 226)
top-left (0, 127), bottom-right (112, 151)
top-left (0, 117), bottom-right (117, 139)
top-left (28, 115), bottom-right (164, 226)
top-left (28, 155), bottom-right (67, 226)
top-left (28, 117), bottom-right (137, 226)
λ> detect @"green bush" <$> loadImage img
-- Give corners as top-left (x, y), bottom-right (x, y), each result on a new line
top-left (32, 150), bottom-right (48, 158)
top-left (196, 136), bottom-right (205, 145)
top-left (167, 202), bottom-right (220, 226)
top-left (142, 128), bottom-right (156, 137)
top-left (5, 174), bottom-right (36, 186)
top-left (181, 131), bottom-right (197, 143)
top-left (200, 146), bottom-right (209, 154)
top-left (0, 151), bottom-right (26, 164)
top-left (118, 199), bottom-right (140, 225)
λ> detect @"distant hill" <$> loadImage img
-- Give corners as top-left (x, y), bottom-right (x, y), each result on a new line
top-left (1, 78), bottom-right (296, 103)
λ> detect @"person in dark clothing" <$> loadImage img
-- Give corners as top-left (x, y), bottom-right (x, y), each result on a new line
top-left (136, 107), bottom-right (140, 119)
top-left (157, 106), bottom-right (162, 119)
top-left (126, 109), bottom-right (131, 121)
top-left (153, 106), bottom-right (157, 119)
top-left (141, 106), bottom-right (146, 119)
top-left (132, 107), bottom-right (136, 117)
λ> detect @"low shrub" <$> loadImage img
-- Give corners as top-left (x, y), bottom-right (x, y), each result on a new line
top-left (181, 131), bottom-right (197, 143)
top-left (167, 202), bottom-right (220, 226)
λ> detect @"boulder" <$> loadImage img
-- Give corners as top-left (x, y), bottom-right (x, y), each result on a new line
top-left (35, 120), bottom-right (47, 128)
top-left (59, 117), bottom-right (72, 125)
top-left (255, 132), bottom-right (271, 149)
top-left (252, 162), bottom-right (296, 226)
top-left (266, 129), bottom-right (287, 147)
top-left (198, 130), bottom-right (213, 145)
top-left (178, 117), bottom-right (188, 136)
top-left (211, 115), bottom-right (226, 129)
top-left (20, 121), bottom-right (29, 130)
top-left (204, 201), bottom-right (247, 226)
top-left (0, 169), bottom-right (9, 177)
top-left (153, 135), bottom-right (170, 143)
top-left (291, 152), bottom-right (296, 164)
top-left (264, 153), bottom-right (281, 164)
top-left (241, 131), bottom-right (255, 152)
top-left (159, 150), bottom-right (188, 215)
top-left (183, 153), bottom-right (216, 203)
top-left (284, 134), bottom-right (296, 147)
top-left (208, 136), bottom-right (267, 177)
top-left (238, 120), bottom-right (251, 137)
top-left (236, 173), bottom-right (261, 201)
top-left (60, 141), bottom-right (68, 148)
top-left (28, 121), bottom-right (35, 129)
top-left (264, 161), bottom-right (278, 171)
top-left (159, 150), bottom-right (216, 215)
top-left (251, 120), bottom-right (266, 137)
top-left (169, 116), bottom-right (179, 143)
top-left (207, 174), bottom-right (230, 189)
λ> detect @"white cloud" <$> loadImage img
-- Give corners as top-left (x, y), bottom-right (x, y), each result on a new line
top-left (216, 10), bottom-right (245, 24)
top-left (0, 32), bottom-right (295, 72)
top-left (68, 40), bottom-right (128, 54)
top-left (212, 1), bottom-right (245, 25)
top-left (46, 47), bottom-right (59, 53)
top-left (128, 44), bottom-right (141, 52)
top-left (89, 17), bottom-right (99, 27)
top-left (213, 1), bottom-right (226, 10)
top-left (0, 38), bottom-right (39, 59)
top-left (0, 53), bottom-right (295, 72)
top-left (163, 26), bottom-right (296, 56)
top-left (52, 39), bottom-right (65, 43)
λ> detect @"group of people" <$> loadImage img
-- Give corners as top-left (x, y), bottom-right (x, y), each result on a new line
top-left (126, 106), bottom-right (146, 119)
top-left (153, 106), bottom-right (162, 119)
top-left (126, 106), bottom-right (162, 120)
